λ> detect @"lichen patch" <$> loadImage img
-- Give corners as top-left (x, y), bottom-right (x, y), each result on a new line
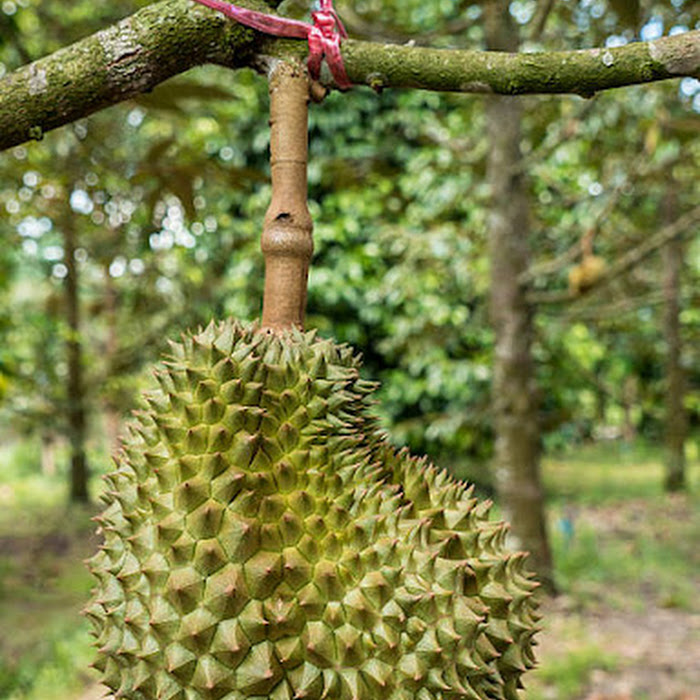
top-left (27, 65), bottom-right (48, 95)
top-left (98, 20), bottom-right (144, 67)
top-left (649, 34), bottom-right (700, 76)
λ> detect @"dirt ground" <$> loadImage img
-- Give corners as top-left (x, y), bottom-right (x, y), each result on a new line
top-left (534, 494), bottom-right (700, 700)
top-left (537, 597), bottom-right (700, 700)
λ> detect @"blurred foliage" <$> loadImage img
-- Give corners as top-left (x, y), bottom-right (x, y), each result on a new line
top-left (0, 0), bottom-right (698, 491)
top-left (0, 438), bottom-right (97, 699)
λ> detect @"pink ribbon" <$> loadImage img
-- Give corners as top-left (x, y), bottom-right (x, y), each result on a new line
top-left (193, 0), bottom-right (352, 89)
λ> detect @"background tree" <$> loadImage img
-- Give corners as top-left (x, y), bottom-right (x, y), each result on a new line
top-left (662, 188), bottom-right (688, 492)
top-left (483, 0), bottom-right (554, 590)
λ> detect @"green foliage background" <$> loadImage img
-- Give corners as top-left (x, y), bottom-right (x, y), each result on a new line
top-left (0, 0), bottom-right (698, 490)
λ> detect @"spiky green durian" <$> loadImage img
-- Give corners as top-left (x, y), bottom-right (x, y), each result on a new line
top-left (87, 320), bottom-right (539, 700)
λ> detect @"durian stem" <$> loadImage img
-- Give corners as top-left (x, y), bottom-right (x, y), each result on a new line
top-left (261, 61), bottom-right (313, 332)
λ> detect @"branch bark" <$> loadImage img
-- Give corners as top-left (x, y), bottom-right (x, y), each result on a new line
top-left (0, 0), bottom-right (261, 153)
top-left (1, 0), bottom-right (699, 151)
top-left (260, 62), bottom-right (313, 332)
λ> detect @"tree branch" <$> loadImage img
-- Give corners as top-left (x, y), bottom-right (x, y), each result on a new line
top-left (340, 30), bottom-right (699, 95)
top-left (520, 149), bottom-right (677, 285)
top-left (1, 0), bottom-right (699, 152)
top-left (561, 291), bottom-right (668, 322)
top-left (0, 0), bottom-right (261, 152)
top-left (528, 205), bottom-right (700, 305)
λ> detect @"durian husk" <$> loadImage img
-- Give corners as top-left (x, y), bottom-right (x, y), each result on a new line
top-left (87, 320), bottom-right (539, 700)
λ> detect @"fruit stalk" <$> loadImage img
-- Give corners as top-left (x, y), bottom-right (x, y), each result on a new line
top-left (261, 61), bottom-right (313, 332)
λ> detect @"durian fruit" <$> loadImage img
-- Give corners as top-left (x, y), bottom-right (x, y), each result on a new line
top-left (87, 320), bottom-right (539, 700)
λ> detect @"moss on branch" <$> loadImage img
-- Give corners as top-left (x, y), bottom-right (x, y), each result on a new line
top-left (0, 0), bottom-right (261, 151)
top-left (0, 0), bottom-right (698, 152)
top-left (338, 32), bottom-right (699, 95)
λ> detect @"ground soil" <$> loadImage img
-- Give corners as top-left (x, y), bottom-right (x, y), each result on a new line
top-left (537, 597), bottom-right (700, 700)
top-left (535, 495), bottom-right (700, 700)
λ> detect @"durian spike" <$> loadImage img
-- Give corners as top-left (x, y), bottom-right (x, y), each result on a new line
top-left (261, 61), bottom-right (314, 333)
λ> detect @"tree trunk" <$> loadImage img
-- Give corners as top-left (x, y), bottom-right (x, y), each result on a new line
top-left (103, 266), bottom-right (122, 454)
top-left (63, 212), bottom-right (90, 503)
top-left (662, 196), bottom-right (687, 492)
top-left (622, 376), bottom-right (638, 443)
top-left (40, 432), bottom-right (57, 477)
top-left (485, 0), bottom-right (554, 592)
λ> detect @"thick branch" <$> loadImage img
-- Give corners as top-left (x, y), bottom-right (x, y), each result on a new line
top-left (0, 0), bottom-right (261, 151)
top-left (337, 31), bottom-right (699, 95)
top-left (1, 0), bottom-right (699, 151)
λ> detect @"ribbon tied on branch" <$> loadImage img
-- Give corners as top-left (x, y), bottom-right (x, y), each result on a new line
top-left (193, 0), bottom-right (353, 89)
